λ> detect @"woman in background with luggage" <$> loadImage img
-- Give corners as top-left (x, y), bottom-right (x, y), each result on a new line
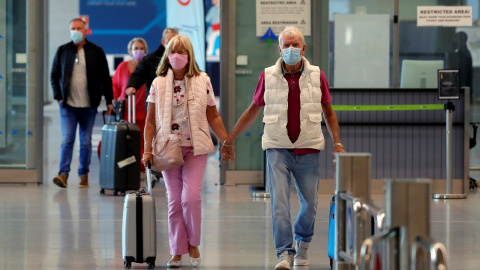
top-left (142, 35), bottom-right (232, 268)
top-left (112, 37), bottom-right (148, 176)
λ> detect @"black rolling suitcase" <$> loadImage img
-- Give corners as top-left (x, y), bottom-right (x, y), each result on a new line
top-left (99, 94), bottom-right (141, 196)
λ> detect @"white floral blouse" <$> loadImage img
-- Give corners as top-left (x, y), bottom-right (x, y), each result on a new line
top-left (146, 78), bottom-right (216, 146)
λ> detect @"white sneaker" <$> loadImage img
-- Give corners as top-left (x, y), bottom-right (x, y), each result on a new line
top-left (275, 251), bottom-right (293, 270)
top-left (294, 240), bottom-right (309, 266)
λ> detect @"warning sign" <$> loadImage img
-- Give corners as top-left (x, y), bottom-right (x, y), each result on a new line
top-left (417, 6), bottom-right (473, 27)
top-left (256, 0), bottom-right (311, 37)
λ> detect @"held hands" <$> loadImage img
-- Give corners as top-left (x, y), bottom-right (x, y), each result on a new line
top-left (220, 140), bottom-right (235, 162)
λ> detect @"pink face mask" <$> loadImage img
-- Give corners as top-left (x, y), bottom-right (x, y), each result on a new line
top-left (132, 50), bottom-right (145, 61)
top-left (168, 53), bottom-right (189, 70)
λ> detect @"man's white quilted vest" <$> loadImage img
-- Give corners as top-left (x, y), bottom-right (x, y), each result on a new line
top-left (262, 57), bottom-right (325, 150)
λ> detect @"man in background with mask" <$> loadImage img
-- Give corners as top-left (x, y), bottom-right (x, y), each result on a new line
top-left (50, 18), bottom-right (114, 189)
top-left (220, 26), bottom-right (345, 270)
top-left (125, 27), bottom-right (179, 103)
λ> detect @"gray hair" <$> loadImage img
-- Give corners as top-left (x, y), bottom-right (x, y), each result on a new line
top-left (278, 26), bottom-right (305, 47)
top-left (69, 18), bottom-right (86, 25)
top-left (163, 28), bottom-right (179, 40)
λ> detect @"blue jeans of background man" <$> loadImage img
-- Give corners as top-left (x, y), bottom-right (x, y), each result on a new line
top-left (58, 103), bottom-right (97, 178)
top-left (266, 148), bottom-right (321, 258)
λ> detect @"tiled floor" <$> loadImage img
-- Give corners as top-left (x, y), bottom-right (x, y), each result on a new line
top-left (1, 101), bottom-right (480, 269)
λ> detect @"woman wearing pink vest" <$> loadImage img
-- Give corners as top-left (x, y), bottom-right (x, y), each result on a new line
top-left (142, 35), bottom-right (231, 268)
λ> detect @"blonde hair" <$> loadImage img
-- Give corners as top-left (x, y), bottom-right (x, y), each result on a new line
top-left (278, 26), bottom-right (305, 47)
top-left (127, 37), bottom-right (148, 54)
top-left (156, 35), bottom-right (201, 77)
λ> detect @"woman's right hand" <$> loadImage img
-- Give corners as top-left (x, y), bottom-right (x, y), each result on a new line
top-left (142, 152), bottom-right (153, 168)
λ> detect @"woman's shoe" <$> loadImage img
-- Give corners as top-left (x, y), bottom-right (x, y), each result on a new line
top-left (189, 256), bottom-right (201, 267)
top-left (188, 244), bottom-right (201, 267)
top-left (167, 259), bottom-right (182, 268)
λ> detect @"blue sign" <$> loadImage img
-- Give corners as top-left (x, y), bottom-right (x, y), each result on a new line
top-left (80, 0), bottom-right (167, 54)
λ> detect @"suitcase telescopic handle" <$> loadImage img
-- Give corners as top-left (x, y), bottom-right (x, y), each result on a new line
top-left (127, 92), bottom-right (136, 124)
top-left (145, 160), bottom-right (152, 195)
top-left (102, 110), bottom-right (107, 124)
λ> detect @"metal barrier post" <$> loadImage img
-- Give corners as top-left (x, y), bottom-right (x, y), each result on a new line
top-left (384, 178), bottom-right (432, 269)
top-left (411, 236), bottom-right (448, 270)
top-left (335, 153), bottom-right (371, 270)
top-left (433, 102), bottom-right (467, 199)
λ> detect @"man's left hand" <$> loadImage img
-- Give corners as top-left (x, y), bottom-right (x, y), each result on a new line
top-left (334, 145), bottom-right (346, 153)
top-left (106, 104), bottom-right (115, 115)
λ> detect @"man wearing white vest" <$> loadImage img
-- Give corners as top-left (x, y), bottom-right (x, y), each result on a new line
top-left (221, 26), bottom-right (345, 270)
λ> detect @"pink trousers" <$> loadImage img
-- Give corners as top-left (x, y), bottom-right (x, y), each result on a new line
top-left (162, 146), bottom-right (208, 255)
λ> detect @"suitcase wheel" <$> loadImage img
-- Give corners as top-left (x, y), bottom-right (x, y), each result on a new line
top-left (330, 258), bottom-right (333, 269)
top-left (121, 191), bottom-right (126, 196)
top-left (148, 262), bottom-right (155, 269)
top-left (113, 190), bottom-right (118, 196)
top-left (100, 188), bottom-right (105, 195)
top-left (124, 260), bottom-right (131, 269)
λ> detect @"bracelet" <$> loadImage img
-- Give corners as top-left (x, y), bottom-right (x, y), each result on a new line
top-left (333, 143), bottom-right (344, 148)
top-left (143, 152), bottom-right (153, 155)
top-left (222, 140), bottom-right (232, 147)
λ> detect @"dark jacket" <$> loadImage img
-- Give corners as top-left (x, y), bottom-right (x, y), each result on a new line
top-left (126, 44), bottom-right (166, 92)
top-left (50, 39), bottom-right (113, 108)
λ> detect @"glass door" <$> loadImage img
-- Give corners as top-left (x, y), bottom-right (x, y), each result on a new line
top-left (0, 0), bottom-right (44, 183)
top-left (0, 0), bottom-right (28, 168)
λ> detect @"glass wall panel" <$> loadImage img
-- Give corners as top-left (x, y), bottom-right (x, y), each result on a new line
top-left (0, 0), bottom-right (29, 169)
top-left (328, 0), bottom-right (394, 88)
top-left (328, 0), bottom-right (480, 90)
top-left (398, 1), bottom-right (476, 90)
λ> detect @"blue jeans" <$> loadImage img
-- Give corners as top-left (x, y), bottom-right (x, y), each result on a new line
top-left (266, 149), bottom-right (321, 257)
top-left (58, 103), bottom-right (97, 177)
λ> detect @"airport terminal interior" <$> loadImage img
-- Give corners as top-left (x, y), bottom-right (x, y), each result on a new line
top-left (3, 0), bottom-right (480, 269)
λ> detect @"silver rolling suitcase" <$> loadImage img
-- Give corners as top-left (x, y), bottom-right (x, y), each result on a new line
top-left (122, 162), bottom-right (156, 269)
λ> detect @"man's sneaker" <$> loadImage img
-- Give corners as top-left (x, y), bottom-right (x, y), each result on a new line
top-left (53, 173), bottom-right (68, 188)
top-left (79, 174), bottom-right (89, 188)
top-left (294, 240), bottom-right (310, 266)
top-left (275, 251), bottom-right (293, 270)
